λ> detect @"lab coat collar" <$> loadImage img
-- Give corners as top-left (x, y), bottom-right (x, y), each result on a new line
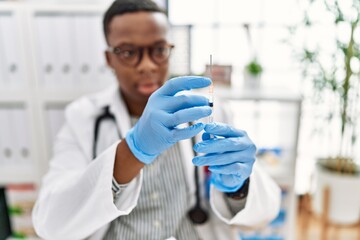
top-left (90, 84), bottom-right (132, 140)
top-left (91, 84), bottom-right (118, 109)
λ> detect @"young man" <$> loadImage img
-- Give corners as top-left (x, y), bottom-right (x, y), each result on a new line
top-left (32, 1), bottom-right (281, 239)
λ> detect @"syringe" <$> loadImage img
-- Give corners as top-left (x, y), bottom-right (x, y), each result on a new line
top-left (209, 54), bottom-right (214, 123)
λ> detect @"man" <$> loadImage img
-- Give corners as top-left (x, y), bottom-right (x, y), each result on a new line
top-left (32, 0), bottom-right (281, 239)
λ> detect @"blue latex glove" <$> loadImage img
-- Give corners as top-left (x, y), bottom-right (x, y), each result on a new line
top-left (193, 122), bottom-right (256, 192)
top-left (126, 76), bottom-right (212, 164)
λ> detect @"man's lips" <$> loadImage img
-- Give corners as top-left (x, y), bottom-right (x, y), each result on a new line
top-left (137, 82), bottom-right (160, 95)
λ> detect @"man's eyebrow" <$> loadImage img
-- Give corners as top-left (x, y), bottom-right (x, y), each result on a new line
top-left (111, 41), bottom-right (134, 48)
top-left (153, 40), bottom-right (167, 44)
top-left (113, 40), bottom-right (168, 48)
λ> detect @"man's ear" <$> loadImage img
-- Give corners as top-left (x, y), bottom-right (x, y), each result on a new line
top-left (105, 51), bottom-right (114, 69)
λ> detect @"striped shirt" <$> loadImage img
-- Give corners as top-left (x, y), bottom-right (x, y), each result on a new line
top-left (103, 117), bottom-right (199, 240)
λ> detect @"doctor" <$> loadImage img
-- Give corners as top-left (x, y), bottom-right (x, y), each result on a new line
top-left (32, 0), bottom-right (281, 239)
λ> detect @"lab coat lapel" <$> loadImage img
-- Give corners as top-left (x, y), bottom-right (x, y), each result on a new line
top-left (109, 90), bottom-right (132, 139)
top-left (65, 94), bottom-right (102, 161)
top-left (65, 85), bottom-right (131, 161)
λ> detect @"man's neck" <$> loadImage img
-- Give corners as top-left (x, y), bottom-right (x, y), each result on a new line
top-left (120, 92), bottom-right (146, 117)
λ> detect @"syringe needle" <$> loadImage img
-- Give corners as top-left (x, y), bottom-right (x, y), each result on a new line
top-left (209, 54), bottom-right (214, 123)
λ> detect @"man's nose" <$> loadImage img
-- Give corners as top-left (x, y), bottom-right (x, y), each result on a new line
top-left (136, 50), bottom-right (157, 72)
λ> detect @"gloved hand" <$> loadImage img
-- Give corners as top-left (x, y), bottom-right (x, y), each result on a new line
top-left (192, 122), bottom-right (256, 192)
top-left (126, 76), bottom-right (212, 164)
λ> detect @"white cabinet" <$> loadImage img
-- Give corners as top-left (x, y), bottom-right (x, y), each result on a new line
top-left (0, 2), bottom-right (114, 238)
top-left (215, 87), bottom-right (302, 240)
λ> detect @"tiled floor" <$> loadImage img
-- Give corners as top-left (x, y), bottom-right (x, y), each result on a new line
top-left (297, 195), bottom-right (360, 240)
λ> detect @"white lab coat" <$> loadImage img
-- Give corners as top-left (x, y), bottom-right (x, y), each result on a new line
top-left (32, 85), bottom-right (281, 240)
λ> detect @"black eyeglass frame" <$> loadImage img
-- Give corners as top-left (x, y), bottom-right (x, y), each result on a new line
top-left (106, 43), bottom-right (175, 67)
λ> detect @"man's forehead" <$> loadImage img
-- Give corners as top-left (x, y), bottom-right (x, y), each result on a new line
top-left (108, 12), bottom-right (168, 38)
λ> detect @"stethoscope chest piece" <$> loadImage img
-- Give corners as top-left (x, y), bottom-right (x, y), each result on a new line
top-left (188, 205), bottom-right (208, 224)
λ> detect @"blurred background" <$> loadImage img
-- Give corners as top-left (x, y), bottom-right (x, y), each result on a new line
top-left (0, 0), bottom-right (359, 239)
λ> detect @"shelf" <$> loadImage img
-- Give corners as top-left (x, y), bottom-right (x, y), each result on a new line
top-left (0, 166), bottom-right (37, 185)
top-left (0, 2), bottom-right (108, 12)
top-left (36, 86), bottom-right (110, 103)
top-left (258, 160), bottom-right (296, 187)
top-left (38, 89), bottom-right (96, 103)
top-left (214, 86), bottom-right (302, 102)
top-left (0, 90), bottom-right (31, 103)
top-left (27, 3), bottom-right (108, 13)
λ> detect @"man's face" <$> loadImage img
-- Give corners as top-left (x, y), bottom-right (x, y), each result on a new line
top-left (105, 12), bottom-right (170, 104)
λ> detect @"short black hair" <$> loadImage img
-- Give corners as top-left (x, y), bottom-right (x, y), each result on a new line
top-left (103, 0), bottom-right (166, 44)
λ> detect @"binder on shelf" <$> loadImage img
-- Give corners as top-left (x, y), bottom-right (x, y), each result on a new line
top-left (88, 14), bottom-right (113, 87)
top-left (35, 14), bottom-right (59, 87)
top-left (0, 26), bottom-right (5, 87)
top-left (47, 107), bottom-right (65, 146)
top-left (0, 13), bottom-right (23, 88)
top-left (0, 65), bottom-right (4, 90)
top-left (11, 108), bottom-right (32, 166)
top-left (0, 109), bottom-right (5, 166)
top-left (53, 14), bottom-right (75, 87)
top-left (73, 14), bottom-right (96, 86)
top-left (0, 108), bottom-right (15, 167)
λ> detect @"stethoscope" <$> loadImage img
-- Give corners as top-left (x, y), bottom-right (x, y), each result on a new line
top-left (93, 106), bottom-right (208, 224)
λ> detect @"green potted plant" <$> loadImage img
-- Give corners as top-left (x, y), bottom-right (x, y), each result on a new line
top-left (289, 0), bottom-right (360, 224)
top-left (245, 59), bottom-right (263, 76)
top-left (243, 24), bottom-right (263, 89)
top-left (243, 58), bottom-right (263, 89)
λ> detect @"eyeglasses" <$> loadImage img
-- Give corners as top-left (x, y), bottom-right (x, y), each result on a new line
top-left (107, 42), bottom-right (174, 67)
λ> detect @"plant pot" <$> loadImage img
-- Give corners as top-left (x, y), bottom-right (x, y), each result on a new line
top-left (243, 70), bottom-right (261, 89)
top-left (312, 161), bottom-right (360, 225)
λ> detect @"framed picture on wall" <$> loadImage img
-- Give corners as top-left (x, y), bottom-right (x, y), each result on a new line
top-left (205, 64), bottom-right (232, 86)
